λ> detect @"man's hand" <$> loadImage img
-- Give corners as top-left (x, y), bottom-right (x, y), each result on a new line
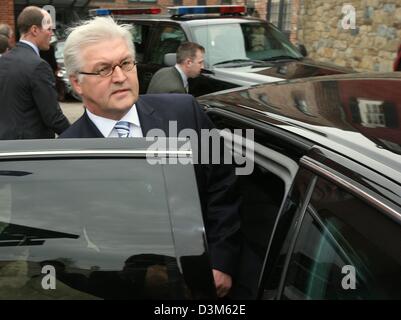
top-left (212, 269), bottom-right (232, 298)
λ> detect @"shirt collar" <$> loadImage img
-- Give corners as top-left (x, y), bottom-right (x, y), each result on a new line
top-left (175, 64), bottom-right (188, 88)
top-left (86, 103), bottom-right (142, 137)
top-left (20, 40), bottom-right (40, 56)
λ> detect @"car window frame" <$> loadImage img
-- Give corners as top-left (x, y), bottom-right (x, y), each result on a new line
top-left (267, 147), bottom-right (401, 300)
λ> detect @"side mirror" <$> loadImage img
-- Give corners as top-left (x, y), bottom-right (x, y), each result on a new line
top-left (164, 53), bottom-right (176, 66)
top-left (297, 44), bottom-right (308, 57)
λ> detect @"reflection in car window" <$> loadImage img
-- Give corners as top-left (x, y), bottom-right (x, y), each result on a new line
top-left (149, 26), bottom-right (186, 64)
top-left (260, 168), bottom-right (315, 299)
top-left (283, 177), bottom-right (401, 300)
top-left (190, 22), bottom-right (302, 67)
top-left (0, 159), bottom-right (190, 299)
top-left (130, 24), bottom-right (150, 63)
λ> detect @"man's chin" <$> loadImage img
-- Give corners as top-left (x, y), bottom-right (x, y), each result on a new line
top-left (110, 96), bottom-right (136, 111)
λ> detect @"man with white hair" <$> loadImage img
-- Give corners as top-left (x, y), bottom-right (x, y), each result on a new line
top-left (59, 16), bottom-right (241, 298)
top-left (0, 6), bottom-right (70, 139)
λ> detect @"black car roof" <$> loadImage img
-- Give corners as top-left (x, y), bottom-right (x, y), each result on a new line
top-left (115, 15), bottom-right (264, 24)
top-left (0, 138), bottom-right (191, 159)
top-left (199, 72), bottom-right (401, 183)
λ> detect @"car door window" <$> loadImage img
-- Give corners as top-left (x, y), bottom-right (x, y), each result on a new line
top-left (282, 176), bottom-right (401, 300)
top-left (259, 167), bottom-right (316, 299)
top-left (130, 24), bottom-right (150, 63)
top-left (0, 159), bottom-right (193, 299)
top-left (204, 112), bottom-right (304, 299)
top-left (149, 25), bottom-right (186, 65)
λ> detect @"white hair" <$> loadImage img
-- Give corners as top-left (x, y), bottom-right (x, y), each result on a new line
top-left (64, 16), bottom-right (135, 79)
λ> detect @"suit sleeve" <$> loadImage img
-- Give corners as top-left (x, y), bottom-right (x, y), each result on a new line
top-left (31, 60), bottom-right (70, 134)
top-left (190, 97), bottom-right (242, 277)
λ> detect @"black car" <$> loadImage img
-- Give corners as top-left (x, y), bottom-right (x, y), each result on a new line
top-left (1, 73), bottom-right (401, 300)
top-left (198, 72), bottom-right (401, 300)
top-left (0, 139), bottom-right (215, 299)
top-left (89, 5), bottom-right (353, 97)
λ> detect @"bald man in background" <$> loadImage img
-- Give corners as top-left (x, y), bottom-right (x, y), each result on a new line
top-left (0, 6), bottom-right (70, 139)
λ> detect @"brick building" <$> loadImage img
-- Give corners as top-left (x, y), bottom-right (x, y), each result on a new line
top-left (0, 0), bottom-right (15, 45)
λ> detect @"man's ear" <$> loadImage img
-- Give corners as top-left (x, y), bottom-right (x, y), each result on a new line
top-left (30, 25), bottom-right (40, 37)
top-left (70, 75), bottom-right (83, 96)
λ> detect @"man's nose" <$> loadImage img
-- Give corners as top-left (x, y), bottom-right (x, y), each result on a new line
top-left (111, 65), bottom-right (127, 82)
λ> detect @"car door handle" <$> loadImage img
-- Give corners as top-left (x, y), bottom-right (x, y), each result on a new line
top-left (144, 72), bottom-right (153, 81)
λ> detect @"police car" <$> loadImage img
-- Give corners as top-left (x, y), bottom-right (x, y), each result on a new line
top-left (90, 5), bottom-right (353, 97)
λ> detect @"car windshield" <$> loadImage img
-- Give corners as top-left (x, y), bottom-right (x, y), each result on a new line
top-left (190, 21), bottom-right (303, 67)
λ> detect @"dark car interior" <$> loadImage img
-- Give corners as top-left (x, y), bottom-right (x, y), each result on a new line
top-left (206, 110), bottom-right (303, 299)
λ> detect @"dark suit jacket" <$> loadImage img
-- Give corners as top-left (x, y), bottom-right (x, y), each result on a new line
top-left (60, 94), bottom-right (241, 276)
top-left (0, 42), bottom-right (70, 139)
top-left (146, 67), bottom-right (186, 94)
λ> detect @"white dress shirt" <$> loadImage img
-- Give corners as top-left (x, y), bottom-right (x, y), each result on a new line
top-left (175, 64), bottom-right (188, 92)
top-left (86, 104), bottom-right (143, 138)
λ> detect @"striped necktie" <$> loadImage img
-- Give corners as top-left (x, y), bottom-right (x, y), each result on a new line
top-left (115, 121), bottom-right (131, 138)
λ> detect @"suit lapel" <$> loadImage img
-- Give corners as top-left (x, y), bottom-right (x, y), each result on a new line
top-left (136, 97), bottom-right (166, 137)
top-left (82, 111), bottom-right (104, 137)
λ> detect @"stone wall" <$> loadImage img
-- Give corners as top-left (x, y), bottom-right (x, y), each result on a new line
top-left (297, 0), bottom-right (401, 72)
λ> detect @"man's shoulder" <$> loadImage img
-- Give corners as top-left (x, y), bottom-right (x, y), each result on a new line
top-left (153, 66), bottom-right (180, 80)
top-left (138, 94), bottom-right (203, 126)
top-left (140, 93), bottom-right (195, 107)
top-left (2, 44), bottom-right (42, 68)
top-left (59, 113), bottom-right (97, 138)
top-left (154, 66), bottom-right (176, 75)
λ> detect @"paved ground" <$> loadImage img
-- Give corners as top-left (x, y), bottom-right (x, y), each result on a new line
top-left (60, 99), bottom-right (84, 124)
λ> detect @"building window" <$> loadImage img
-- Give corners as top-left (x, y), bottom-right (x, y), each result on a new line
top-left (358, 99), bottom-right (386, 127)
top-left (267, 0), bottom-right (292, 38)
top-left (173, 0), bottom-right (183, 5)
top-left (197, 0), bottom-right (206, 5)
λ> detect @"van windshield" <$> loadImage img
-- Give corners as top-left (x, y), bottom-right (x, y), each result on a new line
top-left (190, 22), bottom-right (303, 67)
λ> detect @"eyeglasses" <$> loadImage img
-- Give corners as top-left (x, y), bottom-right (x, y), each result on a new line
top-left (78, 59), bottom-right (137, 77)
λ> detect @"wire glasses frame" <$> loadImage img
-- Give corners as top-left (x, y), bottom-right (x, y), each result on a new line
top-left (78, 59), bottom-right (137, 77)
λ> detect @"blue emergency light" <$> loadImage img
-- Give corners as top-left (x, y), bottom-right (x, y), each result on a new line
top-left (93, 9), bottom-right (111, 16)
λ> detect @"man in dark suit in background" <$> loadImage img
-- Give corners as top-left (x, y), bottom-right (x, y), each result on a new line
top-left (0, 23), bottom-right (13, 48)
top-left (0, 6), bottom-right (70, 139)
top-left (59, 16), bottom-right (241, 298)
top-left (147, 42), bottom-right (205, 94)
top-left (0, 35), bottom-right (9, 56)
